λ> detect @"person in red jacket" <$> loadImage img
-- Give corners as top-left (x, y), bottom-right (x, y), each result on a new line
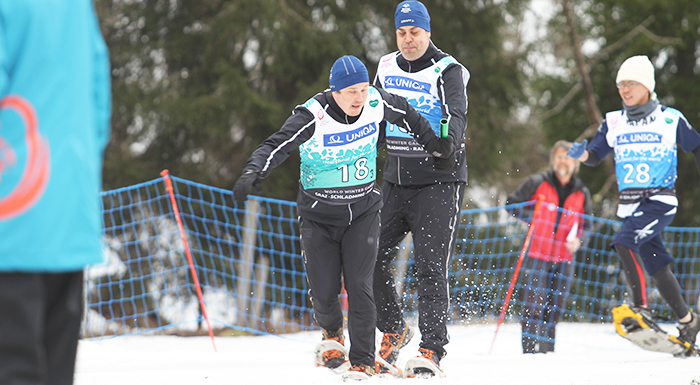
top-left (506, 140), bottom-right (592, 353)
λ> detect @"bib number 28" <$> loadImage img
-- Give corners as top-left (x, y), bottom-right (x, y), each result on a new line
top-left (623, 162), bottom-right (650, 184)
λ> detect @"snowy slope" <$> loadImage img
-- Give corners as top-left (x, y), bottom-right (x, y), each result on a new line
top-left (75, 323), bottom-right (700, 385)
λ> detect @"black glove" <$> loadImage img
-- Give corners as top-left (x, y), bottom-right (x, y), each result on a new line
top-left (433, 154), bottom-right (455, 171)
top-left (233, 168), bottom-right (262, 202)
top-left (424, 137), bottom-right (455, 170)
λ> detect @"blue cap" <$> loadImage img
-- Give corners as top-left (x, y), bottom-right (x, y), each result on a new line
top-left (329, 55), bottom-right (369, 91)
top-left (395, 1), bottom-right (431, 32)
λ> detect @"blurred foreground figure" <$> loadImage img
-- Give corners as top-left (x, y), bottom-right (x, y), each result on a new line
top-left (0, 1), bottom-right (111, 384)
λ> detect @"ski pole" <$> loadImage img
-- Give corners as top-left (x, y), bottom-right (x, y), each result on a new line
top-left (161, 170), bottom-right (218, 352)
top-left (489, 194), bottom-right (545, 355)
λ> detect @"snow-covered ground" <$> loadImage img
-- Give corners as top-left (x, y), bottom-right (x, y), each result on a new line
top-left (74, 323), bottom-right (699, 385)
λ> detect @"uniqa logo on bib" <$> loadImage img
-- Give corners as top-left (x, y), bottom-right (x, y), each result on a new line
top-left (616, 132), bottom-right (662, 145)
top-left (384, 76), bottom-right (431, 94)
top-left (324, 122), bottom-right (377, 147)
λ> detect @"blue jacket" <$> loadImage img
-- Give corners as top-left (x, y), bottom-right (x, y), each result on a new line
top-left (0, 0), bottom-right (111, 271)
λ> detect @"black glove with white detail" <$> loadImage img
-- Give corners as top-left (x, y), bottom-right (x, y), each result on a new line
top-left (233, 168), bottom-right (262, 202)
top-left (424, 137), bottom-right (456, 171)
top-left (433, 153), bottom-right (456, 171)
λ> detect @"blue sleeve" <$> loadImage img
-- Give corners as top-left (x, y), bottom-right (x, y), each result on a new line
top-left (91, 4), bottom-right (111, 152)
top-left (586, 121), bottom-right (613, 160)
top-left (0, 10), bottom-right (7, 97)
top-left (676, 116), bottom-right (700, 153)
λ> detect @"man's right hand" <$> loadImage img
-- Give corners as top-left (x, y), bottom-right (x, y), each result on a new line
top-left (232, 168), bottom-right (262, 203)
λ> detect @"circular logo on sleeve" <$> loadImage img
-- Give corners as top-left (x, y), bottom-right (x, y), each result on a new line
top-left (0, 95), bottom-right (51, 220)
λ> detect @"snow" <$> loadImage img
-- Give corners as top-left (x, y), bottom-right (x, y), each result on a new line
top-left (74, 323), bottom-right (700, 385)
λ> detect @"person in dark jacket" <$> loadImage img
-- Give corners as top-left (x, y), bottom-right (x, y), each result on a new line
top-left (507, 141), bottom-right (592, 353)
top-left (372, 0), bottom-right (470, 375)
top-left (232, 55), bottom-right (453, 380)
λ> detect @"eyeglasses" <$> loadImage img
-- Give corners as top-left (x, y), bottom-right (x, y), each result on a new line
top-left (616, 81), bottom-right (640, 90)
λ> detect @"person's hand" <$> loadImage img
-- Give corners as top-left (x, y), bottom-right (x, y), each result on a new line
top-left (233, 168), bottom-right (262, 202)
top-left (433, 154), bottom-right (455, 170)
top-left (425, 137), bottom-right (455, 159)
top-left (566, 237), bottom-right (582, 254)
top-left (567, 139), bottom-right (588, 159)
top-left (425, 137), bottom-right (455, 170)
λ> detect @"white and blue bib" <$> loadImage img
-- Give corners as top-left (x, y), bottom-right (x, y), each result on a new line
top-left (604, 106), bottom-right (683, 216)
top-left (377, 53), bottom-right (468, 157)
top-left (298, 88), bottom-right (383, 203)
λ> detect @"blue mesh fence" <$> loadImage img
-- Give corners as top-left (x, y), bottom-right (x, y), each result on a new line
top-left (82, 175), bottom-right (700, 339)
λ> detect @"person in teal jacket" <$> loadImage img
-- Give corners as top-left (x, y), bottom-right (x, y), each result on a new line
top-left (0, 1), bottom-right (111, 383)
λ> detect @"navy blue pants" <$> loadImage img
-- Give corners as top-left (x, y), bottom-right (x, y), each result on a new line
top-left (0, 271), bottom-right (83, 385)
top-left (612, 198), bottom-right (675, 275)
top-left (612, 199), bottom-right (688, 317)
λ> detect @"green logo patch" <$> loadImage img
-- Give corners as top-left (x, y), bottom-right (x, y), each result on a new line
top-left (665, 118), bottom-right (673, 124)
top-left (369, 99), bottom-right (379, 107)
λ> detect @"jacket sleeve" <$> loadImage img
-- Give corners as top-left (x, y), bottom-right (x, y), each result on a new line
top-left (506, 175), bottom-right (542, 220)
top-left (506, 175), bottom-right (541, 206)
top-left (90, 4), bottom-right (111, 153)
top-left (244, 107), bottom-right (315, 178)
top-left (585, 121), bottom-right (613, 166)
top-left (0, 9), bottom-right (7, 97)
top-left (376, 87), bottom-right (437, 146)
top-left (439, 64), bottom-right (469, 145)
top-left (372, 65), bottom-right (383, 89)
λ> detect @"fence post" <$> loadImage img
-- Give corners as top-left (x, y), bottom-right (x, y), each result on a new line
top-left (253, 255), bottom-right (270, 330)
top-left (237, 198), bottom-right (259, 328)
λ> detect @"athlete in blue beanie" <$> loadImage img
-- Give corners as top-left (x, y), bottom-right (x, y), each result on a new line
top-left (233, 55), bottom-right (454, 380)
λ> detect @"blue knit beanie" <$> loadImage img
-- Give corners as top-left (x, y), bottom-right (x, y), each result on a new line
top-left (395, 0), bottom-right (431, 32)
top-left (329, 55), bottom-right (369, 91)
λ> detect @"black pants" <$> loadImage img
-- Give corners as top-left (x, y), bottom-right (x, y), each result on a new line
top-left (0, 271), bottom-right (84, 385)
top-left (300, 211), bottom-right (379, 367)
top-left (520, 258), bottom-right (573, 353)
top-left (374, 181), bottom-right (465, 359)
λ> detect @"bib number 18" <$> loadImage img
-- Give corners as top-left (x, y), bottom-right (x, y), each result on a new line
top-left (337, 158), bottom-right (369, 183)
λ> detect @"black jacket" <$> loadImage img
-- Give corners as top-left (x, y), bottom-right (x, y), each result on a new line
top-left (374, 42), bottom-right (469, 186)
top-left (243, 87), bottom-right (438, 226)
